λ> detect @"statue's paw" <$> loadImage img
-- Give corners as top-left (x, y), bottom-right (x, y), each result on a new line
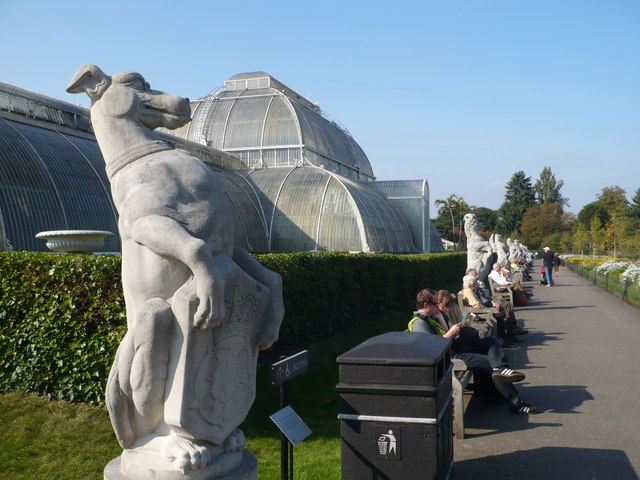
top-left (223, 429), bottom-right (246, 453)
top-left (194, 294), bottom-right (225, 330)
top-left (162, 433), bottom-right (211, 472)
top-left (256, 326), bottom-right (279, 350)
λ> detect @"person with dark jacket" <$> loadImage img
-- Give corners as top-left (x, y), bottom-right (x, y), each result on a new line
top-left (542, 247), bottom-right (555, 286)
top-left (553, 252), bottom-right (562, 276)
top-left (408, 288), bottom-right (540, 414)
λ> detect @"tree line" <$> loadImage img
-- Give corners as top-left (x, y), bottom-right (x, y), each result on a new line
top-left (433, 167), bottom-right (640, 258)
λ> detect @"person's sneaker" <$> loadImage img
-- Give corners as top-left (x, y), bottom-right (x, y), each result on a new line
top-left (510, 401), bottom-right (541, 414)
top-left (513, 327), bottom-right (529, 335)
top-left (546, 284), bottom-right (551, 287)
top-left (492, 368), bottom-right (525, 382)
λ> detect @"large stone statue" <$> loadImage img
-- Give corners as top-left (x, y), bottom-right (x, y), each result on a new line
top-left (515, 239), bottom-right (527, 259)
top-left (67, 65), bottom-right (284, 480)
top-left (463, 213), bottom-right (493, 282)
top-left (507, 238), bottom-right (519, 262)
top-left (489, 233), bottom-right (509, 266)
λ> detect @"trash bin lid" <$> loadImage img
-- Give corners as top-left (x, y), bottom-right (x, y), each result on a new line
top-left (337, 331), bottom-right (450, 367)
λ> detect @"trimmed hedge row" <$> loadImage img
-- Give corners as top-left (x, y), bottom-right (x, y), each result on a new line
top-left (0, 251), bottom-right (466, 404)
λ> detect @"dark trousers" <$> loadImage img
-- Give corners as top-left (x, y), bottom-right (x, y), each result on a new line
top-left (453, 336), bottom-right (520, 405)
top-left (494, 301), bottom-right (517, 338)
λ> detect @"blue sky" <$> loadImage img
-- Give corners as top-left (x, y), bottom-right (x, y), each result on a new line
top-left (2, 0), bottom-right (638, 216)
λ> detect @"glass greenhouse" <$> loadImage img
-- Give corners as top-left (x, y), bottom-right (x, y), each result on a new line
top-left (0, 71), bottom-right (443, 254)
top-left (0, 82), bottom-right (267, 252)
top-left (165, 71), bottom-right (443, 253)
top-left (0, 82), bottom-right (119, 252)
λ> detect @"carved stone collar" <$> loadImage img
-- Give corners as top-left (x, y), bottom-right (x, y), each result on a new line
top-left (106, 140), bottom-right (175, 179)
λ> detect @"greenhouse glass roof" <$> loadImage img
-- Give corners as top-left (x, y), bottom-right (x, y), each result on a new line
top-left (244, 166), bottom-right (417, 253)
top-left (0, 81), bottom-right (267, 252)
top-left (1, 74), bottom-right (440, 254)
top-left (166, 72), bottom-right (375, 182)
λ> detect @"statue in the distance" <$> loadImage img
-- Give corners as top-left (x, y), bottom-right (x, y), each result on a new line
top-left (67, 65), bottom-right (284, 480)
top-left (507, 237), bottom-right (519, 262)
top-left (464, 213), bottom-right (493, 282)
top-left (489, 233), bottom-right (509, 266)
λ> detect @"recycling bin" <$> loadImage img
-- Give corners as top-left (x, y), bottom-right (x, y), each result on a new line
top-left (337, 331), bottom-right (453, 479)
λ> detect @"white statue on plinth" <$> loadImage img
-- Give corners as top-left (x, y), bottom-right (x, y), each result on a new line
top-left (67, 65), bottom-right (284, 480)
top-left (507, 238), bottom-right (519, 262)
top-left (489, 233), bottom-right (509, 266)
top-left (464, 213), bottom-right (493, 282)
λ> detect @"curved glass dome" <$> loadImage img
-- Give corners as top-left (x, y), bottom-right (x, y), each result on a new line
top-left (0, 81), bottom-right (268, 253)
top-left (0, 82), bottom-right (119, 252)
top-left (166, 72), bottom-right (375, 182)
top-left (242, 166), bottom-right (416, 253)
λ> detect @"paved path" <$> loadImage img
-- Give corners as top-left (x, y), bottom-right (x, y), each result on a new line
top-left (453, 261), bottom-right (640, 480)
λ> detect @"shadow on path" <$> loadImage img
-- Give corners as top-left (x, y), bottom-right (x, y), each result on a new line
top-left (454, 446), bottom-right (638, 480)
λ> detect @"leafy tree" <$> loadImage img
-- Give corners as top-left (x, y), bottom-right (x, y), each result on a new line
top-left (604, 214), bottom-right (630, 258)
top-left (590, 216), bottom-right (605, 254)
top-left (577, 202), bottom-right (609, 227)
top-left (627, 187), bottom-right (640, 220)
top-left (432, 214), bottom-right (452, 246)
top-left (469, 206), bottom-right (498, 232)
top-left (520, 203), bottom-right (564, 249)
top-left (596, 186), bottom-right (628, 217)
top-left (534, 166), bottom-right (568, 209)
top-left (573, 223), bottom-right (590, 255)
top-left (497, 171), bottom-right (535, 235)
top-left (434, 194), bottom-right (470, 249)
top-left (559, 231), bottom-right (574, 253)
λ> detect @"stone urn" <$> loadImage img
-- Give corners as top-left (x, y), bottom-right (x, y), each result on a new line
top-left (35, 230), bottom-right (114, 253)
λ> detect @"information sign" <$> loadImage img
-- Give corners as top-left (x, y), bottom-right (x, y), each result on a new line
top-left (270, 405), bottom-right (312, 446)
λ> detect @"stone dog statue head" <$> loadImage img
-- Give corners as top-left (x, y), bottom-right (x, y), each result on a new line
top-left (66, 64), bottom-right (190, 132)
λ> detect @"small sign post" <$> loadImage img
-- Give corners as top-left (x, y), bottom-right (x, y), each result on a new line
top-left (271, 351), bottom-right (310, 480)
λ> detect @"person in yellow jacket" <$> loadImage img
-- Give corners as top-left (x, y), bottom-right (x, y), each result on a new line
top-left (409, 288), bottom-right (540, 415)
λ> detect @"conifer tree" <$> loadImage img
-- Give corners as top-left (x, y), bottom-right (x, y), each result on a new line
top-left (497, 171), bottom-right (535, 235)
top-left (534, 166), bottom-right (568, 209)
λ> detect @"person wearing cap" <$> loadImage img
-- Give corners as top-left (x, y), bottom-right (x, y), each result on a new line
top-left (408, 288), bottom-right (540, 414)
top-left (542, 247), bottom-right (555, 286)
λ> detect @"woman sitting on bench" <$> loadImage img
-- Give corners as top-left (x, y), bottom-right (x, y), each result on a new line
top-left (408, 288), bottom-right (540, 415)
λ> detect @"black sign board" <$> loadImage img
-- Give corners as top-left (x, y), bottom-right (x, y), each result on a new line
top-left (271, 350), bottom-right (309, 385)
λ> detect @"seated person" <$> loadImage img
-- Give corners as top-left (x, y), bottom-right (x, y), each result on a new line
top-left (462, 271), bottom-right (528, 345)
top-left (489, 263), bottom-right (529, 305)
top-left (408, 288), bottom-right (540, 414)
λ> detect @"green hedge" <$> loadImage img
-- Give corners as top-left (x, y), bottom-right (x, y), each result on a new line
top-left (0, 251), bottom-right (465, 404)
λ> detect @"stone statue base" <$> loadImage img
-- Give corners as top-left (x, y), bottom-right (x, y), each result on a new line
top-left (104, 450), bottom-right (257, 480)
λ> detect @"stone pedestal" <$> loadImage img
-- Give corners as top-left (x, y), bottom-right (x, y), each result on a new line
top-left (104, 450), bottom-right (257, 480)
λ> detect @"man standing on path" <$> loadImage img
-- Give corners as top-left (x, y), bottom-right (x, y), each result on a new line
top-left (542, 247), bottom-right (555, 286)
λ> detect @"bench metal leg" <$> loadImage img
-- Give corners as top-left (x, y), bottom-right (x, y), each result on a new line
top-left (452, 375), bottom-right (465, 439)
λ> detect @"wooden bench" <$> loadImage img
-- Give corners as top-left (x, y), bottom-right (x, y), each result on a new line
top-left (449, 298), bottom-right (497, 438)
top-left (456, 292), bottom-right (498, 318)
top-left (488, 278), bottom-right (514, 304)
top-left (452, 357), bottom-right (473, 438)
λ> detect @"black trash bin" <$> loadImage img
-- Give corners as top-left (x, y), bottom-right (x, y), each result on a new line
top-left (337, 331), bottom-right (453, 480)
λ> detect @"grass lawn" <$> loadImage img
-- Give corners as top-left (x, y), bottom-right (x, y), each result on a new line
top-left (0, 310), bottom-right (409, 480)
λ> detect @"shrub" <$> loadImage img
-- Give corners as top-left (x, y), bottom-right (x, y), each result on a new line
top-left (0, 252), bottom-right (126, 405)
top-left (0, 251), bottom-right (466, 404)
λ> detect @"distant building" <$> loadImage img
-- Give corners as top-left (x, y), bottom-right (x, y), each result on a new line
top-left (0, 72), bottom-right (443, 253)
top-left (441, 239), bottom-right (455, 251)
